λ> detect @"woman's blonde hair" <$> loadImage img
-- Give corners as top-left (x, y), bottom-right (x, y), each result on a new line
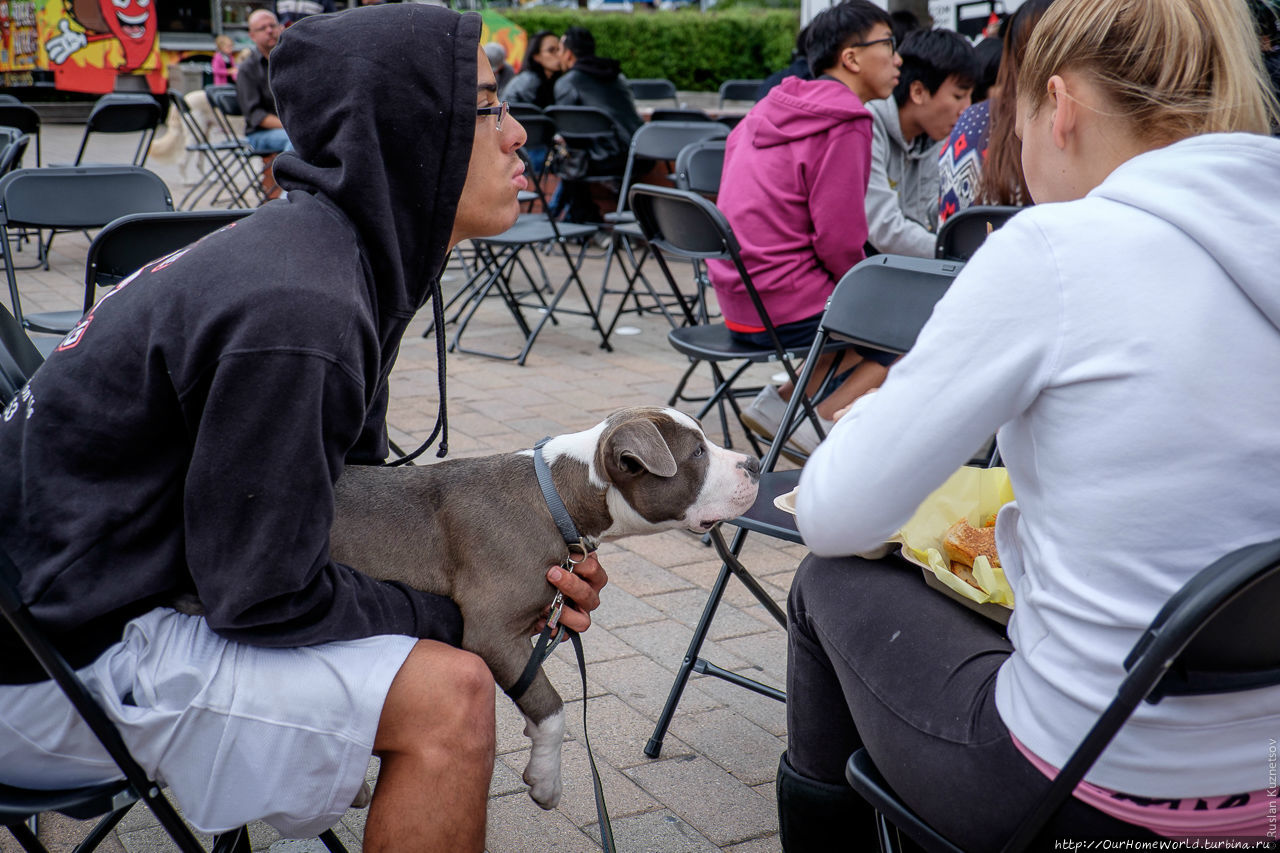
top-left (1019, 0), bottom-right (1280, 144)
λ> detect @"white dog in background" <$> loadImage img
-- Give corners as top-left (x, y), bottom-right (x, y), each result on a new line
top-left (148, 90), bottom-right (222, 185)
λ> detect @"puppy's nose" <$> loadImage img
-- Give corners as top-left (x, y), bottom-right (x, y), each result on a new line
top-left (738, 455), bottom-right (760, 483)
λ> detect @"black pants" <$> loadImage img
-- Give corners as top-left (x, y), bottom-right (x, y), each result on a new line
top-left (787, 553), bottom-right (1161, 851)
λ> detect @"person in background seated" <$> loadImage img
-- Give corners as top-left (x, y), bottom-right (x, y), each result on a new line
top-left (484, 42), bottom-right (515, 94)
top-left (713, 1), bottom-right (901, 459)
top-left (939, 0), bottom-right (1055, 224)
top-left (552, 26), bottom-right (643, 222)
top-left (554, 26), bottom-right (642, 146)
top-left (502, 29), bottom-right (562, 108)
top-left (237, 10), bottom-right (292, 155)
top-left (784, 0), bottom-right (1280, 849)
top-left (864, 28), bottom-right (978, 256)
top-left (211, 34), bottom-right (238, 86)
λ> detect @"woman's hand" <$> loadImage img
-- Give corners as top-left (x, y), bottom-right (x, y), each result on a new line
top-left (532, 552), bottom-right (608, 635)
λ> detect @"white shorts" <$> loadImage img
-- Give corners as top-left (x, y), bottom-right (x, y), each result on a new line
top-left (0, 608), bottom-right (417, 838)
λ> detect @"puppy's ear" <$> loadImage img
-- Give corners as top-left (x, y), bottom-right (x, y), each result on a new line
top-left (607, 419), bottom-right (677, 478)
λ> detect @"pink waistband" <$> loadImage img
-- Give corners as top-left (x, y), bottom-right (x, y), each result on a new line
top-left (1010, 734), bottom-right (1277, 840)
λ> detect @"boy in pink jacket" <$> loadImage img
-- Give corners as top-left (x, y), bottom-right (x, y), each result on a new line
top-left (708, 0), bottom-right (901, 458)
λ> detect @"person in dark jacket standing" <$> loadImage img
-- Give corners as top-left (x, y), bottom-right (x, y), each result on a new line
top-left (0, 5), bottom-right (605, 850)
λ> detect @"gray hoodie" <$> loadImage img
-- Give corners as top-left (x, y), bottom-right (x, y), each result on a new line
top-left (865, 97), bottom-right (943, 257)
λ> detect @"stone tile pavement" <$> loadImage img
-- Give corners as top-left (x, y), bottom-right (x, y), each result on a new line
top-left (2, 118), bottom-right (809, 853)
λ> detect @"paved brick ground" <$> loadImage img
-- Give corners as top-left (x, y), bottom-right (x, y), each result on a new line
top-left (3, 114), bottom-right (805, 853)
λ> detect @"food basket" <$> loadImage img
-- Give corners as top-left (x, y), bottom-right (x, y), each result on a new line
top-left (775, 466), bottom-right (1016, 625)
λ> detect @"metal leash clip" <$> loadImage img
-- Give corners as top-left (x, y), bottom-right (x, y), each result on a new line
top-left (546, 540), bottom-right (589, 632)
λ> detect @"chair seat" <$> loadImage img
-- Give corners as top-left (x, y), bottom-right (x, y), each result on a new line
top-left (477, 218), bottom-right (597, 247)
top-left (0, 778), bottom-right (135, 823)
top-left (613, 220), bottom-right (645, 240)
top-left (846, 750), bottom-right (968, 853)
top-left (729, 469), bottom-right (803, 544)
top-left (667, 324), bottom-right (810, 362)
top-left (21, 309), bottom-right (83, 337)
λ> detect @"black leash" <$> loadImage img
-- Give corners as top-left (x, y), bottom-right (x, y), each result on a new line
top-left (505, 438), bottom-right (614, 852)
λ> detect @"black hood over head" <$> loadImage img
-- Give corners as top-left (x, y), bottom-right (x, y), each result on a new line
top-left (269, 4), bottom-right (482, 460)
top-left (574, 55), bottom-right (622, 82)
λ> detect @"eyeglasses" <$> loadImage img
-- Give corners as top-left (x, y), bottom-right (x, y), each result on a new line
top-left (476, 101), bottom-right (509, 132)
top-left (848, 34), bottom-right (897, 52)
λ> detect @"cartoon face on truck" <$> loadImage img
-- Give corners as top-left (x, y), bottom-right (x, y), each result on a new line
top-left (44, 0), bottom-right (156, 71)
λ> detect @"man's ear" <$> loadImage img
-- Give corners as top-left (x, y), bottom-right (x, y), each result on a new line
top-left (838, 45), bottom-right (858, 75)
top-left (1047, 74), bottom-right (1076, 150)
top-left (605, 419), bottom-right (677, 479)
top-left (909, 79), bottom-right (929, 105)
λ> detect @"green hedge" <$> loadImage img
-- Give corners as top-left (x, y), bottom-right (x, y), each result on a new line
top-left (502, 9), bottom-right (799, 91)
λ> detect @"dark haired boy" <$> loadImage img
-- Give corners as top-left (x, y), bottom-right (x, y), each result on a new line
top-left (712, 0), bottom-right (902, 461)
top-left (865, 27), bottom-right (979, 256)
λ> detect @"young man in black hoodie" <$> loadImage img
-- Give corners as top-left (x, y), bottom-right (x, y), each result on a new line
top-left (0, 5), bottom-right (605, 850)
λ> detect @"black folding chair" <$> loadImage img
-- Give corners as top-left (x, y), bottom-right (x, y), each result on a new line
top-left (935, 204), bottom-right (1021, 261)
top-left (543, 105), bottom-right (631, 220)
top-left (168, 91), bottom-right (257, 210)
top-left (596, 121), bottom-right (729, 336)
top-left (0, 103), bottom-right (41, 166)
top-left (674, 139), bottom-right (725, 196)
top-left (82, 209), bottom-right (255, 312)
top-left (445, 138), bottom-right (608, 365)
top-left (0, 167), bottom-right (174, 350)
top-left (717, 79), bottom-right (763, 106)
top-left (628, 184), bottom-right (820, 456)
top-left (645, 254), bottom-right (964, 758)
top-left (72, 94), bottom-right (163, 167)
top-left (0, 298), bottom-right (41, 406)
top-left (203, 86), bottom-right (271, 207)
top-left (847, 535), bottom-right (1280, 853)
top-left (628, 78), bottom-right (680, 106)
top-left (0, 543), bottom-right (350, 853)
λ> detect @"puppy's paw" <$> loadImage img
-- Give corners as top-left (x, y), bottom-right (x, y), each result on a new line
top-left (522, 763), bottom-right (563, 809)
top-left (521, 707), bottom-right (566, 810)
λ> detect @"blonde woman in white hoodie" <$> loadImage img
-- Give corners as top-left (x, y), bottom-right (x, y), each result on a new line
top-left (779, 0), bottom-right (1280, 849)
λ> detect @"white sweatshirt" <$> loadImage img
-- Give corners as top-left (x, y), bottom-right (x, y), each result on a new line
top-left (796, 133), bottom-right (1280, 797)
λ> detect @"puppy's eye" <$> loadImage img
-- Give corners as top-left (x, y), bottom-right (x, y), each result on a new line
top-left (693, 445), bottom-right (705, 458)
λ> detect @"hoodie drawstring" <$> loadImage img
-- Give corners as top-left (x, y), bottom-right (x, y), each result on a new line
top-left (386, 278), bottom-right (449, 466)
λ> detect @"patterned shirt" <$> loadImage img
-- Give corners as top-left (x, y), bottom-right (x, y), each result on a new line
top-left (938, 99), bottom-right (992, 225)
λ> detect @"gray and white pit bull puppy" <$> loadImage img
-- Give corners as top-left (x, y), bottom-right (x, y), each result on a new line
top-left (330, 406), bottom-right (760, 809)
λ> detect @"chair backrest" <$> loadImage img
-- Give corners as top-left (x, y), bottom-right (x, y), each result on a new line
top-left (204, 85), bottom-right (249, 147)
top-left (718, 79), bottom-right (763, 106)
top-left (675, 139), bottom-right (726, 196)
top-left (615, 121), bottom-right (729, 214)
top-left (630, 183), bottom-right (775, 331)
top-left (507, 101), bottom-right (545, 121)
top-left (628, 78), bottom-right (679, 105)
top-left (0, 166), bottom-right (173, 230)
top-left (544, 105), bottom-right (624, 142)
top-left (935, 204), bottom-right (1022, 261)
top-left (0, 299), bottom-right (42, 406)
top-left (1000, 536), bottom-right (1280, 852)
top-left (650, 108), bottom-right (715, 124)
top-left (0, 133), bottom-right (30, 177)
top-left (823, 255), bottom-right (963, 356)
top-left (83, 209), bottom-right (254, 313)
top-left (0, 94), bottom-right (20, 105)
top-left (83, 93), bottom-right (163, 134)
top-left (76, 94), bottom-right (163, 167)
top-left (0, 104), bottom-right (40, 165)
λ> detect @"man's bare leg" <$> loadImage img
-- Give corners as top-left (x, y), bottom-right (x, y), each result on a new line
top-left (365, 640), bottom-right (496, 853)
